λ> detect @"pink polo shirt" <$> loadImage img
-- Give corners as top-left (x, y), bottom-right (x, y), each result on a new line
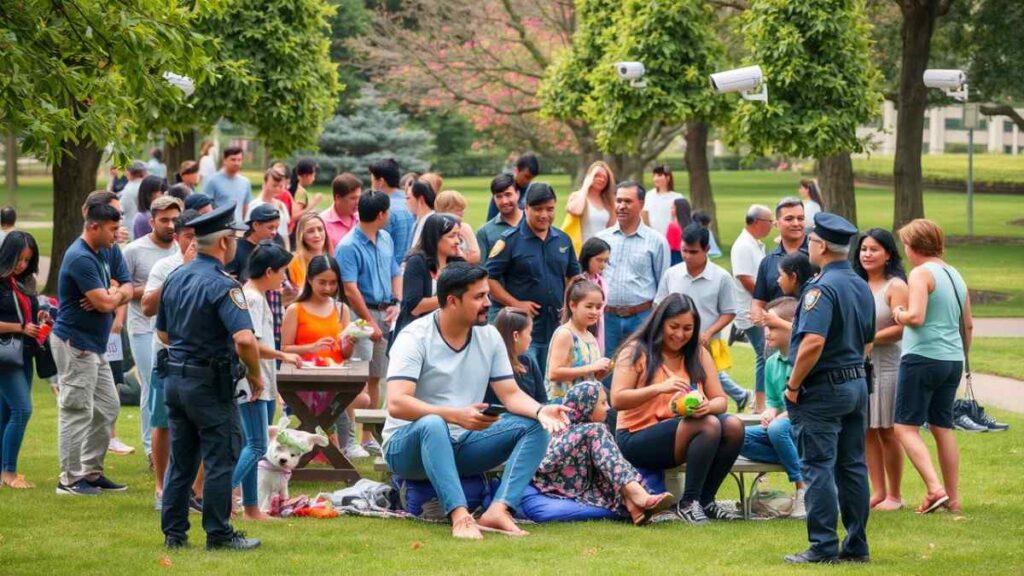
top-left (320, 207), bottom-right (358, 249)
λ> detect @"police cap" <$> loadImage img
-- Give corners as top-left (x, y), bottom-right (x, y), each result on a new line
top-left (188, 203), bottom-right (248, 237)
top-left (813, 212), bottom-right (858, 245)
top-left (246, 203), bottom-right (281, 225)
top-left (184, 193), bottom-right (213, 211)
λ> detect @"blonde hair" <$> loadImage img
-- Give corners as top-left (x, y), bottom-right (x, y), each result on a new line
top-left (199, 140), bottom-right (215, 158)
top-left (435, 190), bottom-right (467, 213)
top-left (420, 172), bottom-right (443, 194)
top-left (898, 218), bottom-right (944, 257)
top-left (578, 161), bottom-right (616, 217)
top-left (294, 211), bottom-right (334, 264)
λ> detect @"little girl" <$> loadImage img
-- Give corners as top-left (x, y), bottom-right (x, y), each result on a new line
top-left (486, 308), bottom-right (546, 405)
top-left (579, 237), bottom-right (610, 354)
top-left (764, 252), bottom-right (818, 331)
top-left (546, 276), bottom-right (611, 399)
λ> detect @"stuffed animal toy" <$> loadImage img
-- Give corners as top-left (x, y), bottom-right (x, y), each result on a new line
top-left (258, 417), bottom-right (329, 514)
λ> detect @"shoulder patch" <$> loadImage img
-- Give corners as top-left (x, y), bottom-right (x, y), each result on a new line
top-left (803, 288), bottom-right (821, 311)
top-left (489, 239), bottom-right (506, 259)
top-left (229, 288), bottom-right (249, 310)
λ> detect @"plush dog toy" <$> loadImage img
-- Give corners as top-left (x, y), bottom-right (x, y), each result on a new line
top-left (258, 417), bottom-right (330, 514)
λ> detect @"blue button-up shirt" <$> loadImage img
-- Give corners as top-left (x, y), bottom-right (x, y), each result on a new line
top-left (385, 190), bottom-right (415, 269)
top-left (336, 227), bottom-right (401, 305)
top-left (596, 223), bottom-right (671, 307)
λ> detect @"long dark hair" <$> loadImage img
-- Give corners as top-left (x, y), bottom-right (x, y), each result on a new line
top-left (561, 275), bottom-right (604, 324)
top-left (779, 252), bottom-right (818, 291)
top-left (0, 231), bottom-right (40, 294)
top-left (852, 228), bottom-right (906, 281)
top-left (673, 197), bottom-right (692, 230)
top-left (800, 178), bottom-right (825, 208)
top-left (296, 254), bottom-right (342, 303)
top-left (579, 237), bottom-right (610, 275)
top-left (408, 213), bottom-right (460, 273)
top-left (138, 175), bottom-right (168, 213)
top-left (652, 164), bottom-right (675, 193)
top-left (623, 294), bottom-right (705, 388)
top-left (494, 307), bottom-right (531, 375)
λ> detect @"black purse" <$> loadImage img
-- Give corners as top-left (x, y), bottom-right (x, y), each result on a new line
top-left (0, 291), bottom-right (25, 368)
top-left (35, 336), bottom-right (58, 379)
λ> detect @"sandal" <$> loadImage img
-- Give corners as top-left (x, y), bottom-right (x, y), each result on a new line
top-left (916, 492), bottom-right (949, 514)
top-left (631, 493), bottom-right (675, 526)
top-left (2, 474), bottom-right (34, 489)
top-left (873, 498), bottom-right (903, 511)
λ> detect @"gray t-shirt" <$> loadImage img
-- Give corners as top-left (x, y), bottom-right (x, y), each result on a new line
top-left (123, 235), bottom-right (178, 334)
top-left (381, 311), bottom-right (514, 450)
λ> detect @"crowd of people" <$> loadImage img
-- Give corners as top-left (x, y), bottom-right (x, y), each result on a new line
top-left (0, 148), bottom-right (980, 562)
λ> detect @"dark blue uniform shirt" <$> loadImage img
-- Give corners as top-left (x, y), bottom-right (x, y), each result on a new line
top-left (789, 260), bottom-right (875, 380)
top-left (753, 238), bottom-right (809, 303)
top-left (485, 220), bottom-right (580, 344)
top-left (156, 254), bottom-right (254, 364)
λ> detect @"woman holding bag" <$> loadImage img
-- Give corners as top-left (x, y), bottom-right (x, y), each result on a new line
top-left (563, 162), bottom-right (616, 253)
top-left (0, 231), bottom-right (44, 489)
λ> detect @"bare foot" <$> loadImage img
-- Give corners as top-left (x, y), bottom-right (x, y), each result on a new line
top-left (869, 493), bottom-right (885, 508)
top-left (1, 474), bottom-right (34, 489)
top-left (873, 498), bottom-right (903, 511)
top-left (478, 506), bottom-right (529, 536)
top-left (451, 515), bottom-right (483, 540)
top-left (946, 499), bottom-right (962, 514)
top-left (241, 508), bottom-right (278, 521)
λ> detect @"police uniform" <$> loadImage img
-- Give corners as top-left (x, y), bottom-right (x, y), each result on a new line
top-left (485, 185), bottom-right (580, 372)
top-left (156, 204), bottom-right (258, 550)
top-left (785, 213), bottom-right (875, 564)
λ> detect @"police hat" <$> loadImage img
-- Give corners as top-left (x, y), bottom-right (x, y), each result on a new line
top-left (188, 203), bottom-right (248, 237)
top-left (246, 203), bottom-right (281, 225)
top-left (184, 193), bottom-right (213, 211)
top-left (525, 182), bottom-right (556, 206)
top-left (812, 212), bottom-right (858, 245)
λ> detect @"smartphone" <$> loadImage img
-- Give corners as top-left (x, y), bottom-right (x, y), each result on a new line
top-left (481, 404), bottom-right (507, 417)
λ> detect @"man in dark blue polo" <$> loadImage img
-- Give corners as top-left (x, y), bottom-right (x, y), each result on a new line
top-left (752, 197), bottom-right (808, 316)
top-left (485, 154), bottom-right (539, 221)
top-left (486, 182), bottom-right (580, 372)
top-left (783, 213), bottom-right (874, 565)
top-left (156, 203), bottom-right (264, 551)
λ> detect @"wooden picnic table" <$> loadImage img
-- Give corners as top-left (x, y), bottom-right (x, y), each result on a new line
top-left (277, 361), bottom-right (369, 484)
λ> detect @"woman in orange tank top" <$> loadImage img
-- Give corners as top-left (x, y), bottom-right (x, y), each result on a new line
top-left (611, 294), bottom-right (744, 524)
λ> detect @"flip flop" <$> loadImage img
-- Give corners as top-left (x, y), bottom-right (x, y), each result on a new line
top-left (916, 493), bottom-right (949, 514)
top-left (633, 493), bottom-right (675, 526)
top-left (476, 524), bottom-right (529, 537)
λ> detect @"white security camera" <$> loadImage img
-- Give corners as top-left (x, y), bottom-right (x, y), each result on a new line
top-left (163, 72), bottom-right (196, 97)
top-left (923, 69), bottom-right (967, 101)
top-left (710, 65), bottom-right (767, 102)
top-left (615, 62), bottom-right (647, 88)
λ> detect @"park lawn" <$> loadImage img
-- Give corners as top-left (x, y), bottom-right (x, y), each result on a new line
top-left (2, 359), bottom-right (1023, 575)
top-left (972, 338), bottom-right (1024, 381)
top-left (852, 154), bottom-right (1024, 185)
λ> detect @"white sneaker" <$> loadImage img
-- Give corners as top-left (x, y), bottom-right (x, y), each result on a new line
top-left (108, 437), bottom-right (135, 455)
top-left (790, 488), bottom-right (807, 519)
top-left (344, 444), bottom-right (371, 459)
top-left (361, 438), bottom-right (382, 456)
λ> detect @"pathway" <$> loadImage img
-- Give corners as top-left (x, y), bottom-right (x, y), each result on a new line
top-left (971, 373), bottom-right (1024, 414)
top-left (973, 318), bottom-right (1024, 338)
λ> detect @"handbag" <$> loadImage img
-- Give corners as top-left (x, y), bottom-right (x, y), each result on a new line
top-left (35, 338), bottom-right (58, 379)
top-left (0, 290), bottom-right (25, 368)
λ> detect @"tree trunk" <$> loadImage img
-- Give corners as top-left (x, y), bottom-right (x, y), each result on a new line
top-left (684, 120), bottom-right (717, 236)
top-left (4, 134), bottom-right (17, 202)
top-left (163, 129), bottom-right (197, 181)
top-left (892, 0), bottom-right (939, 230)
top-left (45, 139), bottom-right (103, 295)
top-left (604, 153), bottom-right (644, 185)
top-left (818, 152), bottom-right (857, 226)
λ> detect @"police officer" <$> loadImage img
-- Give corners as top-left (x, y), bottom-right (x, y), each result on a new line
top-left (155, 204), bottom-right (264, 551)
top-left (783, 213), bottom-right (874, 564)
top-left (486, 183), bottom-right (581, 372)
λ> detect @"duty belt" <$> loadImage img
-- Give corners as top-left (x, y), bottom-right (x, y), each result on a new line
top-left (805, 366), bottom-right (866, 387)
top-left (165, 362), bottom-right (216, 378)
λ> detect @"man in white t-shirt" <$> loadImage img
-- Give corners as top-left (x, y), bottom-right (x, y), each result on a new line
top-left (123, 196), bottom-right (183, 461)
top-left (731, 205), bottom-right (772, 412)
top-left (383, 262), bottom-right (568, 540)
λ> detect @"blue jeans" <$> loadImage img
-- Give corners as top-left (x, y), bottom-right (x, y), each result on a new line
top-left (604, 310), bottom-right (650, 361)
top-left (384, 414), bottom-right (549, 514)
top-left (0, 367), bottom-right (32, 473)
top-left (527, 342), bottom-right (549, 380)
top-left (741, 417), bottom-right (803, 483)
top-left (718, 371), bottom-right (749, 406)
top-left (232, 400), bottom-right (272, 507)
top-left (744, 326), bottom-right (766, 393)
top-left (128, 332), bottom-right (154, 455)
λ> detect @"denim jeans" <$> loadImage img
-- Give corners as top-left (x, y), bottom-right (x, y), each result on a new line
top-left (232, 399), bottom-right (272, 507)
top-left (743, 326), bottom-right (766, 393)
top-left (603, 310), bottom-right (650, 361)
top-left (384, 414), bottom-right (549, 515)
top-left (128, 332), bottom-right (155, 455)
top-left (718, 371), bottom-right (749, 405)
top-left (0, 367), bottom-right (32, 473)
top-left (526, 342), bottom-right (549, 380)
top-left (741, 417), bottom-right (803, 482)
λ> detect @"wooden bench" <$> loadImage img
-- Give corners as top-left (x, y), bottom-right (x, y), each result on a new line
top-left (354, 408), bottom-right (386, 444)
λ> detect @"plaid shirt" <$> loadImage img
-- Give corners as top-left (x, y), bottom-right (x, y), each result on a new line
top-left (596, 223), bottom-right (671, 307)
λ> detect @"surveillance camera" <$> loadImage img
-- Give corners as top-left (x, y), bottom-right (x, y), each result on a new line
top-left (616, 62), bottom-right (646, 81)
top-left (710, 65), bottom-right (767, 103)
top-left (163, 72), bottom-right (196, 97)
top-left (923, 69), bottom-right (967, 101)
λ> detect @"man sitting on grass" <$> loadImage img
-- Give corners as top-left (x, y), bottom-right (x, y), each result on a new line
top-left (739, 296), bottom-right (806, 518)
top-left (383, 262), bottom-right (569, 539)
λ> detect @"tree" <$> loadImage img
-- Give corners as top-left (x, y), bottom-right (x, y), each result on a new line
top-left (0, 1), bottom-right (212, 292)
top-left (964, 0), bottom-right (1024, 130)
top-left (731, 0), bottom-right (882, 224)
top-left (314, 88), bottom-right (432, 182)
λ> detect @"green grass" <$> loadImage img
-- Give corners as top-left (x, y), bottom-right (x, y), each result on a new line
top-left (9, 171), bottom-right (1024, 316)
top-left (2, 368), bottom-right (1023, 575)
top-left (972, 338), bottom-right (1024, 381)
top-left (852, 154), bottom-right (1024, 185)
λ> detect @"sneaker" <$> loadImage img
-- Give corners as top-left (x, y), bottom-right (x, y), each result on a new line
top-left (704, 501), bottom-right (742, 521)
top-left (953, 414), bottom-right (989, 432)
top-left (790, 488), bottom-right (807, 519)
top-left (154, 495), bottom-right (163, 511)
top-left (56, 480), bottom-right (102, 496)
top-left (361, 438), bottom-right (382, 456)
top-left (207, 531), bottom-right (261, 551)
top-left (344, 443), bottom-right (371, 459)
top-left (107, 437), bottom-right (135, 455)
top-left (85, 474), bottom-right (127, 492)
top-left (736, 390), bottom-right (754, 414)
top-left (675, 500), bottom-right (710, 525)
top-left (189, 495), bottom-right (204, 514)
top-left (972, 408), bottom-right (1009, 432)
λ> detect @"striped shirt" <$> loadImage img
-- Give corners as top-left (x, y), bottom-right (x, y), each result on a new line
top-left (596, 223), bottom-right (671, 307)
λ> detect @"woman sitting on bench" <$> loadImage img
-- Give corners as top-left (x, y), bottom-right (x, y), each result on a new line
top-left (611, 294), bottom-right (743, 525)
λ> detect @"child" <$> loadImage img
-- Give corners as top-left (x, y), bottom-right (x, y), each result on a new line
top-left (546, 277), bottom-right (611, 399)
top-left (763, 251), bottom-right (818, 332)
top-left (579, 237), bottom-right (610, 354)
top-left (485, 308), bottom-right (546, 405)
top-left (740, 297), bottom-right (806, 518)
top-left (233, 243), bottom-right (304, 520)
